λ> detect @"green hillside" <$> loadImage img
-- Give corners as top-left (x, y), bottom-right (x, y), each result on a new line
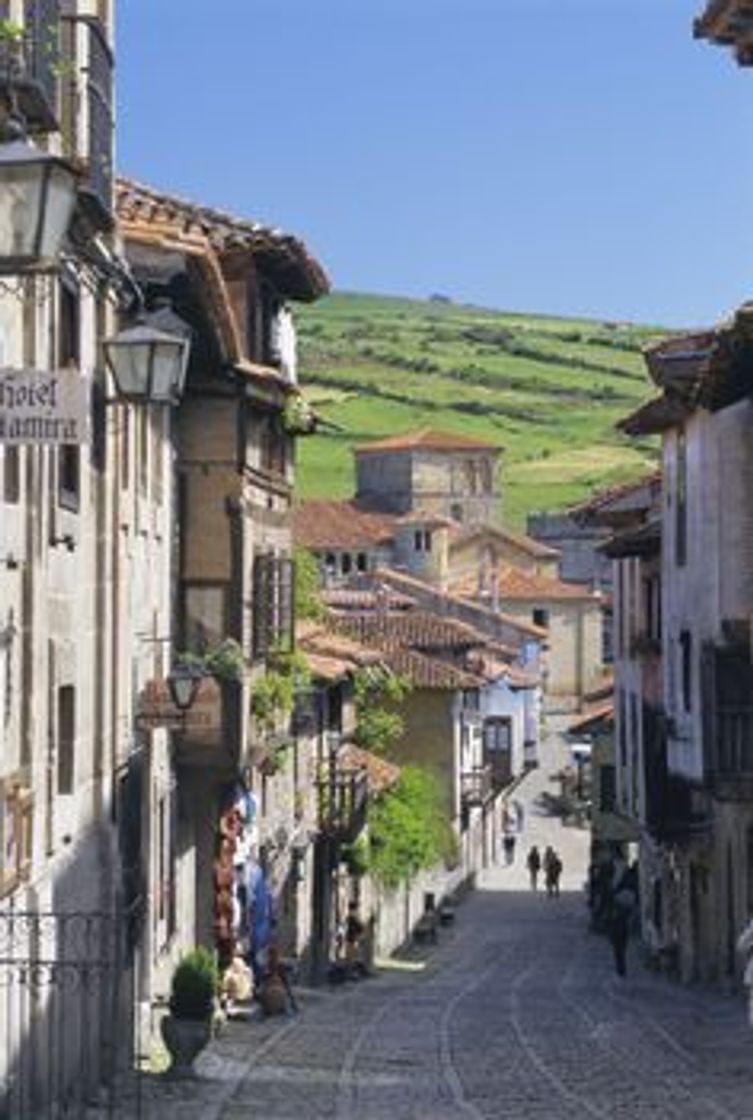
top-left (295, 292), bottom-right (663, 527)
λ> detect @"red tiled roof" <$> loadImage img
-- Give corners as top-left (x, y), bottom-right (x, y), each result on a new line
top-left (296, 620), bottom-right (382, 680)
top-left (374, 567), bottom-right (549, 640)
top-left (449, 522), bottom-right (560, 559)
top-left (568, 702), bottom-right (614, 734)
top-left (354, 428), bottom-right (500, 455)
top-left (331, 611), bottom-right (487, 653)
top-left (322, 587), bottom-right (415, 611)
top-left (381, 648), bottom-right (484, 691)
top-left (450, 564), bottom-right (600, 604)
top-left (339, 744), bottom-right (401, 796)
top-left (116, 178), bottom-right (329, 302)
top-left (293, 500), bottom-right (395, 550)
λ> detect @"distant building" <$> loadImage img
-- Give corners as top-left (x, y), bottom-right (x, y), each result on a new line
top-left (295, 429), bottom-right (604, 709)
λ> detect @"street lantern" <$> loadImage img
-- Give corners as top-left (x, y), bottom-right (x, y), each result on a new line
top-left (103, 307), bottom-right (191, 404)
top-left (0, 138), bottom-right (77, 271)
top-left (167, 662), bottom-right (205, 712)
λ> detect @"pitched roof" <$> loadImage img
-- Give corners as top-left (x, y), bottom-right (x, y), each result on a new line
top-left (374, 566), bottom-right (549, 640)
top-left (293, 500), bottom-right (395, 549)
top-left (339, 744), bottom-right (401, 796)
top-left (322, 587), bottom-right (415, 612)
top-left (116, 178), bottom-right (329, 302)
top-left (330, 610), bottom-right (487, 654)
top-left (380, 648), bottom-right (484, 691)
top-left (617, 396), bottom-right (690, 437)
top-left (568, 472), bottom-right (662, 521)
top-left (354, 428), bottom-right (500, 455)
top-left (449, 522), bottom-right (560, 560)
top-left (450, 564), bottom-right (601, 604)
top-left (296, 620), bottom-right (382, 680)
top-left (568, 702), bottom-right (614, 734)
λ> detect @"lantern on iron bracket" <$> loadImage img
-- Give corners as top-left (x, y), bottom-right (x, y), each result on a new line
top-left (0, 101), bottom-right (77, 272)
top-left (103, 305), bottom-right (192, 405)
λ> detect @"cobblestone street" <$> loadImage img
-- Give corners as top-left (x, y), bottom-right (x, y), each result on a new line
top-left (124, 736), bottom-right (753, 1120)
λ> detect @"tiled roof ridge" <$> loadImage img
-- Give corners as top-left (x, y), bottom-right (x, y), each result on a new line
top-left (450, 521), bottom-right (560, 558)
top-left (354, 427), bottom-right (501, 454)
top-left (568, 470), bottom-right (662, 517)
top-left (116, 177), bottom-right (330, 299)
top-left (374, 566), bottom-right (547, 639)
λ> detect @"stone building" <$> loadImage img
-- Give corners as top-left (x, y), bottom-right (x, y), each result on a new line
top-left (613, 308), bottom-right (753, 984)
top-left (295, 429), bottom-right (603, 708)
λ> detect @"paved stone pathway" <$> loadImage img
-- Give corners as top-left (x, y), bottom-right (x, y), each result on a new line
top-left (106, 731), bottom-right (753, 1118)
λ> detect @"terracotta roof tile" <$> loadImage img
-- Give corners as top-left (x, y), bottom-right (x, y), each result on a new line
top-left (568, 702), bottom-right (614, 734)
top-left (339, 744), bottom-right (401, 796)
top-left (374, 566), bottom-right (549, 640)
top-left (354, 428), bottom-right (500, 455)
top-left (116, 177), bottom-right (329, 301)
top-left (322, 587), bottom-right (415, 611)
top-left (449, 522), bottom-right (560, 559)
top-left (331, 611), bottom-right (488, 653)
top-left (450, 564), bottom-right (600, 604)
top-left (381, 648), bottom-right (484, 691)
top-left (293, 500), bottom-right (396, 550)
top-left (296, 620), bottom-right (382, 680)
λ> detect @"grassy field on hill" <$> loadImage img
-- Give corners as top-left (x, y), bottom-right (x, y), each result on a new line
top-left (295, 292), bottom-right (664, 527)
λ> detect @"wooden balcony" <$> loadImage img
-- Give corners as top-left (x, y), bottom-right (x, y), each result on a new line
top-left (460, 765), bottom-right (492, 808)
top-left (317, 764), bottom-right (368, 843)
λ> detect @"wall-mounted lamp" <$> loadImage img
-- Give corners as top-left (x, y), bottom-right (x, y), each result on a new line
top-left (0, 102), bottom-right (77, 273)
top-left (167, 661), bottom-right (205, 712)
top-left (103, 305), bottom-right (191, 405)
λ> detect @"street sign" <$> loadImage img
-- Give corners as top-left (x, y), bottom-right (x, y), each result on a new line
top-left (0, 367), bottom-right (90, 445)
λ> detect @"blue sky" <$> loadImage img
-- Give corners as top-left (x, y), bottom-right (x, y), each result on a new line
top-left (117, 1), bottom-right (753, 327)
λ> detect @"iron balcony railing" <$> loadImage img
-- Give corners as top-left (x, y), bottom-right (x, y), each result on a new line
top-left (59, 14), bottom-right (113, 226)
top-left (460, 764), bottom-right (492, 807)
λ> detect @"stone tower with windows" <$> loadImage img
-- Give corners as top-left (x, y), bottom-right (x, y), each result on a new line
top-left (354, 428), bottom-right (502, 525)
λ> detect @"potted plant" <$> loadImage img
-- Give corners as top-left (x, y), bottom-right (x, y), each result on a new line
top-left (161, 947), bottom-right (219, 1077)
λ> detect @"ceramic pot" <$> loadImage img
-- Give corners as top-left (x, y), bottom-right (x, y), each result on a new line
top-left (161, 1013), bottom-right (212, 1077)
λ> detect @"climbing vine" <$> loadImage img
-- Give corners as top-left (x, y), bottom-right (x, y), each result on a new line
top-left (352, 666), bottom-right (411, 756)
top-left (367, 766), bottom-right (458, 888)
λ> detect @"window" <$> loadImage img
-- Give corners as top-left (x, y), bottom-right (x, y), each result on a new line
top-left (532, 608), bottom-right (549, 629)
top-left (57, 685), bottom-right (76, 795)
top-left (356, 552), bottom-right (368, 573)
top-left (58, 446), bottom-right (80, 511)
top-left (252, 553), bottom-right (294, 657)
top-left (414, 531), bottom-right (422, 552)
top-left (462, 689), bottom-right (480, 712)
top-left (423, 531), bottom-right (432, 552)
top-left (259, 413), bottom-right (287, 476)
top-left (676, 429), bottom-right (687, 567)
top-left (3, 447), bottom-right (19, 503)
top-left (341, 553), bottom-right (352, 575)
top-left (680, 630), bottom-right (692, 713)
top-left (57, 279), bottom-right (81, 511)
top-left (484, 718), bottom-right (511, 753)
top-left (450, 503), bottom-right (463, 522)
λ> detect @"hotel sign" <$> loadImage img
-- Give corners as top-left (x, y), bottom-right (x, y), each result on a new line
top-left (0, 368), bottom-right (90, 445)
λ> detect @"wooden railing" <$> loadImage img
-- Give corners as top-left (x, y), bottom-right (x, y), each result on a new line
top-left (317, 762), bottom-right (368, 841)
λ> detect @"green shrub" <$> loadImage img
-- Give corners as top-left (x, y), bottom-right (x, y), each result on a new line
top-left (368, 766), bottom-right (456, 888)
top-left (169, 948), bottom-right (218, 1020)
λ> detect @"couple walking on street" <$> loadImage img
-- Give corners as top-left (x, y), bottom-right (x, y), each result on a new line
top-left (526, 845), bottom-right (562, 896)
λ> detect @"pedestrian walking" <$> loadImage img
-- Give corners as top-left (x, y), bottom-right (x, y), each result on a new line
top-left (526, 845), bottom-right (541, 891)
top-left (608, 862), bottom-right (637, 976)
top-left (543, 846), bottom-right (558, 898)
top-left (503, 831), bottom-right (516, 865)
top-left (550, 852), bottom-right (563, 898)
top-left (514, 799), bottom-right (525, 833)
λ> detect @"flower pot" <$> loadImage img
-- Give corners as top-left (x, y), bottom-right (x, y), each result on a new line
top-left (161, 1013), bottom-right (212, 1078)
